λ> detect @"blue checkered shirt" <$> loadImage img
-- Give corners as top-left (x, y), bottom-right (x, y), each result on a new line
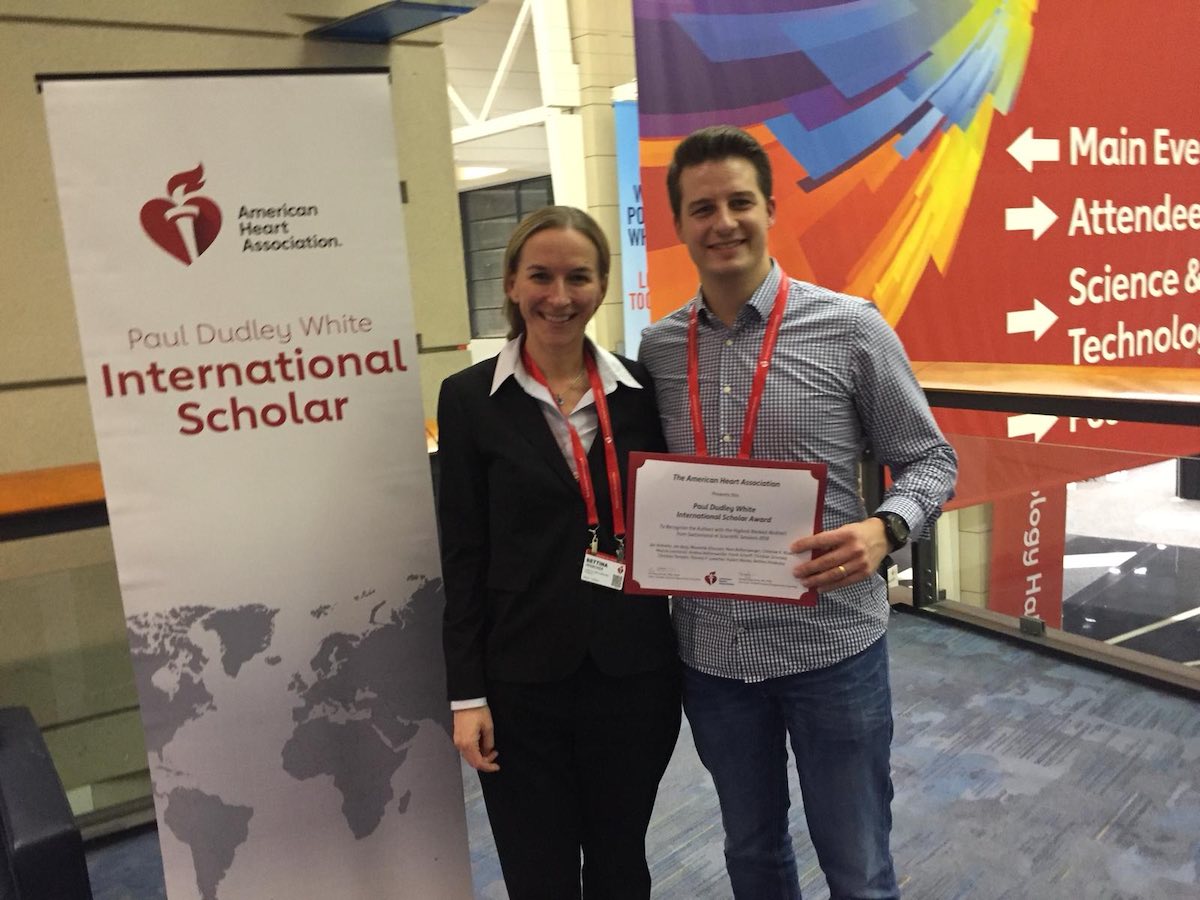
top-left (638, 263), bottom-right (957, 680)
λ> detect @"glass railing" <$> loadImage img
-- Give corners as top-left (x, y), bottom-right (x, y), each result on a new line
top-left (891, 413), bottom-right (1200, 692)
top-left (0, 523), bottom-right (154, 837)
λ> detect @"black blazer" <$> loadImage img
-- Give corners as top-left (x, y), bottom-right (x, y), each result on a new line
top-left (437, 352), bottom-right (676, 701)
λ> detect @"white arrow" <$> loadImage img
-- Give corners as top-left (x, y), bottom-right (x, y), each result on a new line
top-left (1007, 414), bottom-right (1058, 442)
top-left (1005, 196), bottom-right (1058, 240)
top-left (1006, 299), bottom-right (1058, 341)
top-left (1007, 127), bottom-right (1061, 173)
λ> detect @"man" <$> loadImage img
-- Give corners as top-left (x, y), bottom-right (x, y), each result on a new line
top-left (638, 125), bottom-right (957, 900)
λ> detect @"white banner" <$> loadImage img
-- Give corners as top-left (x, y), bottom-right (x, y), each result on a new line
top-left (42, 71), bottom-right (472, 899)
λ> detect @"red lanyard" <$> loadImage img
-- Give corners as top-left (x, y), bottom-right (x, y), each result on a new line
top-left (521, 345), bottom-right (625, 553)
top-left (687, 272), bottom-right (790, 458)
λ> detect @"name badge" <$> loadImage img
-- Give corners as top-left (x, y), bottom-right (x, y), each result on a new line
top-left (580, 551), bottom-right (626, 591)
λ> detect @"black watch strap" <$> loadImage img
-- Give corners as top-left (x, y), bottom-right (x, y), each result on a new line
top-left (872, 512), bottom-right (910, 553)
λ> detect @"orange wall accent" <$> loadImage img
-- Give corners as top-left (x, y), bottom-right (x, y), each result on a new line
top-left (0, 463), bottom-right (105, 517)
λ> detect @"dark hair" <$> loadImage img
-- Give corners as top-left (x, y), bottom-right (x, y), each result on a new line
top-left (502, 206), bottom-right (611, 340)
top-left (666, 125), bottom-right (773, 220)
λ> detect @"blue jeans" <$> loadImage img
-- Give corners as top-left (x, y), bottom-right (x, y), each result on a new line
top-left (683, 636), bottom-right (899, 900)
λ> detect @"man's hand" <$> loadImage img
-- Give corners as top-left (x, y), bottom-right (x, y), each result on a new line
top-left (453, 707), bottom-right (500, 772)
top-left (790, 518), bottom-right (889, 591)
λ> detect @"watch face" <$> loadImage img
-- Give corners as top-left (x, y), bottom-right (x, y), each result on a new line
top-left (878, 513), bottom-right (908, 548)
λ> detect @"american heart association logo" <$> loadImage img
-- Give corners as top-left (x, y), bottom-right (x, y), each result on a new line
top-left (140, 164), bottom-right (222, 265)
top-left (704, 571), bottom-right (718, 585)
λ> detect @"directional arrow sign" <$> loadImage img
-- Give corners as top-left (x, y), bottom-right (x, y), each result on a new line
top-left (1007, 414), bottom-right (1058, 442)
top-left (1006, 299), bottom-right (1059, 341)
top-left (1007, 127), bottom-right (1061, 172)
top-left (1005, 196), bottom-right (1058, 240)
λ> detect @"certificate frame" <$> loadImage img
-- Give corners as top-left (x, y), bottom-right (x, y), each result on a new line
top-left (624, 451), bottom-right (828, 605)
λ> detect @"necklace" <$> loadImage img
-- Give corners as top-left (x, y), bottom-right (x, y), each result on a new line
top-left (553, 366), bottom-right (587, 407)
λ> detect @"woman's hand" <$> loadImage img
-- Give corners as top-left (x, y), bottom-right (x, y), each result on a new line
top-left (453, 707), bottom-right (500, 772)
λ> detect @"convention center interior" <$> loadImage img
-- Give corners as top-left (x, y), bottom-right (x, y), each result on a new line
top-left (1, 2), bottom-right (1198, 899)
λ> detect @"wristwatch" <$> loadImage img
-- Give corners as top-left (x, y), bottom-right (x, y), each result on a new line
top-left (872, 511), bottom-right (910, 553)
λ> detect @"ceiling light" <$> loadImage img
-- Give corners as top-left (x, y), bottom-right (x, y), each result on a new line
top-left (457, 166), bottom-right (508, 182)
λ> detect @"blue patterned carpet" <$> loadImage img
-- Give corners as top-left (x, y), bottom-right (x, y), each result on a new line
top-left (88, 611), bottom-right (1200, 899)
top-left (883, 612), bottom-right (1199, 900)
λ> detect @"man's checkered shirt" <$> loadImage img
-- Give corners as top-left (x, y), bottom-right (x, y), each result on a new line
top-left (638, 264), bottom-right (957, 681)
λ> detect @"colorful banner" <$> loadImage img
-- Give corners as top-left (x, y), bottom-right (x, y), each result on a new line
top-left (41, 72), bottom-right (471, 899)
top-left (615, 97), bottom-right (651, 357)
top-left (633, 1), bottom-right (1200, 386)
top-left (631, 2), bottom-right (1199, 637)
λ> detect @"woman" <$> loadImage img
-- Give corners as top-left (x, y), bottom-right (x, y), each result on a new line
top-left (437, 206), bottom-right (680, 900)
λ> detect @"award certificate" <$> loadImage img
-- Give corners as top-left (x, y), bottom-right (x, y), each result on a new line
top-left (625, 453), bottom-right (828, 605)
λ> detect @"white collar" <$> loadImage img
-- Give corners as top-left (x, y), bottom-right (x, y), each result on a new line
top-left (490, 336), bottom-right (642, 399)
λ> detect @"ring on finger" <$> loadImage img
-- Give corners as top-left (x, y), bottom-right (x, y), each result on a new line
top-left (837, 564), bottom-right (847, 577)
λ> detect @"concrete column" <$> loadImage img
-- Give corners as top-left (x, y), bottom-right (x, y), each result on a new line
top-left (566, 0), bottom-right (636, 352)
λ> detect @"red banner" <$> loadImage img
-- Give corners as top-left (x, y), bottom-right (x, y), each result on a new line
top-left (987, 484), bottom-right (1066, 629)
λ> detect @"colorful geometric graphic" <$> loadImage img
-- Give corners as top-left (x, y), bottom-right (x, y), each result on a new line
top-left (635, 0), bottom-right (1036, 325)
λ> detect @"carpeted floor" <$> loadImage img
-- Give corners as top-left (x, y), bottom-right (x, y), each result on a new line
top-left (87, 611), bottom-right (1200, 899)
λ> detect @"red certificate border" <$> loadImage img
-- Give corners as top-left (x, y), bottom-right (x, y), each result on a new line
top-left (624, 451), bottom-right (828, 606)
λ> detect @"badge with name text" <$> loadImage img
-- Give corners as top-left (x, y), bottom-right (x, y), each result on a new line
top-left (581, 551), bottom-right (626, 591)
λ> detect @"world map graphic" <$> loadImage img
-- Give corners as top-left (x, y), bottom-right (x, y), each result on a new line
top-left (125, 576), bottom-right (452, 900)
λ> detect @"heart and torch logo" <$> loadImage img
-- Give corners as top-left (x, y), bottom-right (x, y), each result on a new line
top-left (140, 164), bottom-right (222, 265)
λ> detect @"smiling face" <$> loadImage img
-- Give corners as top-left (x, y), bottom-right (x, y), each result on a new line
top-left (505, 226), bottom-right (606, 357)
top-left (674, 155), bottom-right (775, 291)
